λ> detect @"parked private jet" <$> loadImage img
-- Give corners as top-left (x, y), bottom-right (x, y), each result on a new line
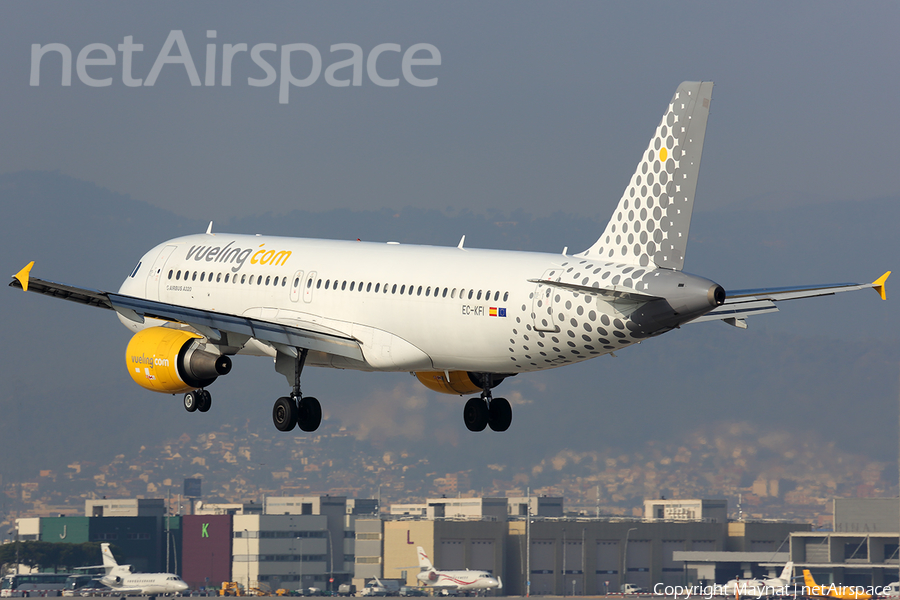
top-left (10, 81), bottom-right (890, 434)
top-left (98, 543), bottom-right (189, 596)
top-left (721, 561), bottom-right (794, 597)
top-left (414, 546), bottom-right (500, 592)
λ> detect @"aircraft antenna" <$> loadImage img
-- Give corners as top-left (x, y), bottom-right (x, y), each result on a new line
top-left (206, 221), bottom-right (214, 235)
top-left (457, 235), bottom-right (465, 249)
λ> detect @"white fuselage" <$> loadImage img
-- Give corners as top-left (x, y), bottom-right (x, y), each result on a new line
top-left (417, 570), bottom-right (499, 590)
top-left (118, 233), bottom-right (715, 375)
top-left (722, 576), bottom-right (791, 597)
top-left (101, 571), bottom-right (189, 595)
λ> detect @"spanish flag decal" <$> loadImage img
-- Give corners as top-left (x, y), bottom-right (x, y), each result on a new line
top-left (489, 308), bottom-right (506, 317)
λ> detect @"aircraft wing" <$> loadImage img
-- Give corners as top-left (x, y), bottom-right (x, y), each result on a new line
top-left (10, 262), bottom-right (364, 361)
top-left (691, 272), bottom-right (890, 328)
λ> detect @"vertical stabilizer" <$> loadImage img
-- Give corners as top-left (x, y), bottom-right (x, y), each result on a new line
top-left (101, 542), bottom-right (118, 573)
top-left (579, 81), bottom-right (713, 270)
top-left (101, 543), bottom-right (118, 567)
top-left (802, 570), bottom-right (818, 590)
top-left (778, 562), bottom-right (793, 583)
top-left (417, 546), bottom-right (434, 571)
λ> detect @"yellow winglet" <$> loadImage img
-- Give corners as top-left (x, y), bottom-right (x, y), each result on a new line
top-left (13, 261), bottom-right (34, 292)
top-left (872, 271), bottom-right (891, 301)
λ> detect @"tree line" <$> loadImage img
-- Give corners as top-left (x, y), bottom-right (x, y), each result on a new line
top-left (0, 541), bottom-right (114, 573)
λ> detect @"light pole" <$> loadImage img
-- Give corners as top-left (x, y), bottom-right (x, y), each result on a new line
top-left (325, 528), bottom-right (334, 592)
top-left (562, 528), bottom-right (567, 597)
top-left (622, 528), bottom-right (637, 593)
top-left (244, 529), bottom-right (251, 593)
top-left (526, 491), bottom-right (531, 598)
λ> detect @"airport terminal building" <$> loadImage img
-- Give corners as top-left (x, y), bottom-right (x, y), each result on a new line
top-left (17, 495), bottom-right (900, 594)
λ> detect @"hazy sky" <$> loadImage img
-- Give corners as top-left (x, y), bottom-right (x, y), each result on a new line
top-left (2, 2), bottom-right (899, 221)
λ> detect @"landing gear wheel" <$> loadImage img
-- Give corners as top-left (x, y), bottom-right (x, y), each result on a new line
top-left (297, 396), bottom-right (322, 432)
top-left (272, 396), bottom-right (297, 431)
top-left (488, 397), bottom-right (512, 432)
top-left (183, 391), bottom-right (198, 413)
top-left (197, 389), bottom-right (212, 413)
top-left (463, 397), bottom-right (488, 432)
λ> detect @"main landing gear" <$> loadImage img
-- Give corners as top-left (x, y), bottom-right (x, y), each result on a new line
top-left (463, 379), bottom-right (512, 433)
top-left (183, 389), bottom-right (212, 413)
top-left (272, 348), bottom-right (322, 433)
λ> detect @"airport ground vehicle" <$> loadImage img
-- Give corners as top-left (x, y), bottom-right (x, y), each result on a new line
top-left (219, 582), bottom-right (244, 596)
top-left (1, 573), bottom-right (71, 597)
top-left (399, 587), bottom-right (426, 597)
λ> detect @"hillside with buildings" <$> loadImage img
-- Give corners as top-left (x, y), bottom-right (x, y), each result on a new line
top-left (2, 418), bottom-right (893, 538)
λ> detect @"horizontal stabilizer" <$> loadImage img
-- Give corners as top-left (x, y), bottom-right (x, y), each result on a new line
top-left (526, 278), bottom-right (661, 303)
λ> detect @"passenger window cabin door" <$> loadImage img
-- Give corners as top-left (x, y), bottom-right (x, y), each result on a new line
top-left (145, 245), bottom-right (177, 301)
top-left (290, 270), bottom-right (304, 302)
top-left (531, 268), bottom-right (561, 332)
top-left (303, 271), bottom-right (317, 303)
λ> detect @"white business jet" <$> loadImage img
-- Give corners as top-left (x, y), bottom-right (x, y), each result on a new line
top-left (98, 543), bottom-right (189, 596)
top-left (721, 561), bottom-right (794, 597)
top-left (414, 546), bottom-right (500, 592)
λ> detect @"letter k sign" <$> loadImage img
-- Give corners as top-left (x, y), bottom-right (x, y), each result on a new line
top-left (202, 523), bottom-right (209, 537)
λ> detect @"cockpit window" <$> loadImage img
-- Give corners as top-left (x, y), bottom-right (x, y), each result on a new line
top-left (130, 262), bottom-right (142, 278)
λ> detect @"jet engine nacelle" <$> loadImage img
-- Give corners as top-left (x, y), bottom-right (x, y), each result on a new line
top-left (416, 571), bottom-right (438, 584)
top-left (125, 327), bottom-right (232, 394)
top-left (415, 371), bottom-right (508, 395)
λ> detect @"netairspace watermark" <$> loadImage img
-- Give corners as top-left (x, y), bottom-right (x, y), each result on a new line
top-left (652, 583), bottom-right (891, 599)
top-left (30, 30), bottom-right (441, 104)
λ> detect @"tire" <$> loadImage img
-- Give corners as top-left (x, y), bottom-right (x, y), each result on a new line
top-left (272, 396), bottom-right (297, 431)
top-left (488, 397), bottom-right (512, 432)
top-left (198, 390), bottom-right (212, 412)
top-left (297, 396), bottom-right (322, 432)
top-left (184, 391), bottom-right (198, 412)
top-left (463, 397), bottom-right (488, 432)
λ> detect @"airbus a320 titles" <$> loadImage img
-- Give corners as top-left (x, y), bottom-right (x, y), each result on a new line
top-left (10, 82), bottom-right (890, 434)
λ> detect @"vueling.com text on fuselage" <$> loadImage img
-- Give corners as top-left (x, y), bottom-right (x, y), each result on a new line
top-left (185, 242), bottom-right (291, 273)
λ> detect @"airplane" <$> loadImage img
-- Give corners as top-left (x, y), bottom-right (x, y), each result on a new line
top-left (802, 569), bottom-right (872, 600)
top-left (414, 546), bottom-right (501, 592)
top-left (98, 542), bottom-right (190, 596)
top-left (8, 81), bottom-right (891, 434)
top-left (721, 561), bottom-right (794, 597)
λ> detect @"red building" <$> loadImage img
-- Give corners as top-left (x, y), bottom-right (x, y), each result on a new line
top-left (182, 515), bottom-right (233, 589)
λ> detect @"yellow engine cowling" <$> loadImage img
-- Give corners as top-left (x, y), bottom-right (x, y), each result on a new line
top-left (125, 327), bottom-right (232, 394)
top-left (415, 371), bottom-right (484, 395)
